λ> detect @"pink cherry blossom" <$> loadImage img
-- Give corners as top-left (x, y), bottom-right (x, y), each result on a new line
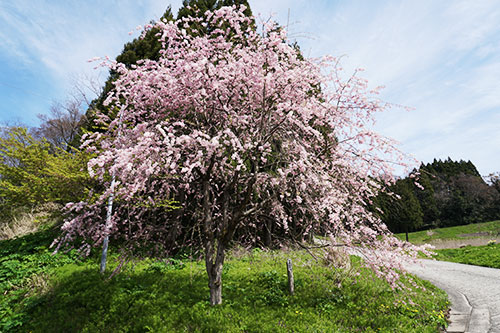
top-left (55, 7), bottom-right (427, 305)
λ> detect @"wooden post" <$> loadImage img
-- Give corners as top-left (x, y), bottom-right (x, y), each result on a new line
top-left (286, 258), bottom-right (294, 295)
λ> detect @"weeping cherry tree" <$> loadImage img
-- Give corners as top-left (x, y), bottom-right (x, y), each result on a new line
top-left (56, 6), bottom-right (424, 305)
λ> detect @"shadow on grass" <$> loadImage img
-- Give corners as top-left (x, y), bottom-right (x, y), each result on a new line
top-left (16, 254), bottom-right (449, 333)
top-left (22, 265), bottom-right (209, 333)
top-left (20, 260), bottom-right (341, 332)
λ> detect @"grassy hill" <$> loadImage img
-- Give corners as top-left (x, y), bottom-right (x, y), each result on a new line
top-left (395, 220), bottom-right (500, 269)
top-left (0, 229), bottom-right (449, 332)
top-left (395, 220), bottom-right (500, 245)
top-left (434, 242), bottom-right (500, 269)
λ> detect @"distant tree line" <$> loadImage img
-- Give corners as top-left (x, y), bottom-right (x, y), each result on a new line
top-left (373, 158), bottom-right (500, 234)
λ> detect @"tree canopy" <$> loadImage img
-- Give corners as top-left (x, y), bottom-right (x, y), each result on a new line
top-left (0, 127), bottom-right (92, 219)
top-left (56, 6), bottom-right (422, 305)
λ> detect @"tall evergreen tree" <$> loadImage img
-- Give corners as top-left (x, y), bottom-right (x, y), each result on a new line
top-left (413, 171), bottom-right (439, 227)
top-left (83, 1), bottom-right (253, 134)
top-left (373, 179), bottom-right (423, 238)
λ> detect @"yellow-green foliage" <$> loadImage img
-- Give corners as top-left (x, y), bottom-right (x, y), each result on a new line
top-left (0, 127), bottom-right (92, 217)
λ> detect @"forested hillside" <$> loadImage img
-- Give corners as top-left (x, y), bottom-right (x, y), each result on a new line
top-left (374, 158), bottom-right (500, 234)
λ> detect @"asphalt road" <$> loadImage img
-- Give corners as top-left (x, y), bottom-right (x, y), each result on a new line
top-left (404, 259), bottom-right (500, 333)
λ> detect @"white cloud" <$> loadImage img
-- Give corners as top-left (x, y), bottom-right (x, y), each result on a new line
top-left (248, 0), bottom-right (500, 175)
top-left (0, 0), bottom-right (181, 90)
top-left (0, 0), bottom-right (498, 174)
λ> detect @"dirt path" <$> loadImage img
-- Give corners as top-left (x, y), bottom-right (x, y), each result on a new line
top-left (404, 259), bottom-right (500, 332)
top-left (423, 237), bottom-right (500, 249)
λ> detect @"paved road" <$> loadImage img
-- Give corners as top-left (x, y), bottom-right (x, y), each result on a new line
top-left (405, 260), bottom-right (500, 333)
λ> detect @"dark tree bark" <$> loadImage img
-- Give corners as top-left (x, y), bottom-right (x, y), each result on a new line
top-left (201, 163), bottom-right (257, 305)
top-left (205, 243), bottom-right (225, 305)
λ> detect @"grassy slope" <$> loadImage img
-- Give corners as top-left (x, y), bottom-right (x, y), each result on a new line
top-left (395, 220), bottom-right (500, 244)
top-left (434, 243), bottom-right (500, 269)
top-left (394, 220), bottom-right (500, 269)
top-left (1, 230), bottom-right (449, 332)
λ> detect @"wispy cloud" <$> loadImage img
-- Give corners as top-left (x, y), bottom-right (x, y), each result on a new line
top-left (0, 1), bottom-right (178, 79)
top-left (0, 0), bottom-right (498, 174)
top-left (250, 0), bottom-right (500, 175)
top-left (0, 0), bottom-right (180, 123)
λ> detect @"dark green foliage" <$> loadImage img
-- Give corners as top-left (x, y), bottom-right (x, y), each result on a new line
top-left (116, 8), bottom-right (174, 68)
top-left (0, 228), bottom-right (84, 331)
top-left (414, 172), bottom-right (439, 227)
top-left (375, 158), bottom-right (500, 234)
top-left (422, 158), bottom-right (481, 179)
top-left (426, 159), bottom-right (500, 227)
top-left (373, 179), bottom-right (423, 234)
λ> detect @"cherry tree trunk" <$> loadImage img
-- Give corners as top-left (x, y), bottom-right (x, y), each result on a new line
top-left (206, 248), bottom-right (224, 305)
top-left (264, 219), bottom-right (272, 247)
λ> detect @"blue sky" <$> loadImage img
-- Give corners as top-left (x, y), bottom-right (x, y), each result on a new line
top-left (1, 0), bottom-right (499, 176)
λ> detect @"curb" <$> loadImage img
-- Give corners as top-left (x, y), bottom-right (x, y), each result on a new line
top-left (444, 288), bottom-right (490, 333)
top-left (467, 307), bottom-right (490, 333)
top-left (446, 289), bottom-right (471, 332)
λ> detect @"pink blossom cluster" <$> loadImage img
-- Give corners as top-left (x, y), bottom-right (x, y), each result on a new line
top-left (57, 6), bottom-right (425, 287)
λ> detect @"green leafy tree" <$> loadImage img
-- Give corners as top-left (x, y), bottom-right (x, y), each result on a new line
top-left (0, 127), bottom-right (92, 219)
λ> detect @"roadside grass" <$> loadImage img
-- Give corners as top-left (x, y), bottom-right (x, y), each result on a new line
top-left (1, 231), bottom-right (449, 332)
top-left (395, 220), bottom-right (500, 244)
top-left (434, 242), bottom-right (500, 269)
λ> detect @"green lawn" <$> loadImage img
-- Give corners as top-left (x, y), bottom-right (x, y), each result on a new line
top-left (1, 230), bottom-right (449, 332)
top-left (395, 220), bottom-right (500, 244)
top-left (434, 242), bottom-right (500, 269)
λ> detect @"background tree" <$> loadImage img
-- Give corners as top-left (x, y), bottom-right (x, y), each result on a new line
top-left (487, 172), bottom-right (500, 193)
top-left (413, 171), bottom-right (439, 228)
top-left (373, 179), bottom-right (423, 241)
top-left (0, 127), bottom-right (92, 219)
top-left (33, 100), bottom-right (86, 150)
top-left (58, 7), bottom-right (421, 305)
top-left (375, 159), bottom-right (500, 233)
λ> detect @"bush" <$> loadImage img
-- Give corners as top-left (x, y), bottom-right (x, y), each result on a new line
top-left (0, 127), bottom-right (93, 221)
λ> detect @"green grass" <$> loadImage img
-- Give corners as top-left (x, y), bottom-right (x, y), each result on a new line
top-left (395, 220), bottom-right (500, 244)
top-left (1, 231), bottom-right (449, 332)
top-left (434, 242), bottom-right (500, 269)
top-left (0, 228), bottom-right (84, 331)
